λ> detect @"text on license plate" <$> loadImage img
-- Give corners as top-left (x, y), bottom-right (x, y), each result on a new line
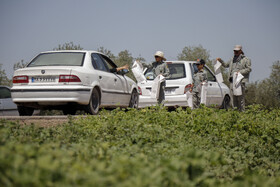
top-left (31, 76), bottom-right (56, 82)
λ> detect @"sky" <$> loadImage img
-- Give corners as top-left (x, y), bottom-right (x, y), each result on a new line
top-left (0, 0), bottom-right (280, 82)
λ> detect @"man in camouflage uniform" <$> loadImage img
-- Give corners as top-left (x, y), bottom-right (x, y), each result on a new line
top-left (217, 45), bottom-right (252, 111)
top-left (151, 51), bottom-right (170, 104)
top-left (190, 59), bottom-right (207, 109)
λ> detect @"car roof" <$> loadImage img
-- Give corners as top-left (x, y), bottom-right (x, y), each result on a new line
top-left (165, 60), bottom-right (196, 64)
top-left (39, 50), bottom-right (103, 54)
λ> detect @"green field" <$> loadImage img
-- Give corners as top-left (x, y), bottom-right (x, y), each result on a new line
top-left (1, 105), bottom-right (280, 186)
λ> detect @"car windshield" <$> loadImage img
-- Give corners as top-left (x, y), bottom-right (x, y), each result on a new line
top-left (144, 63), bottom-right (186, 80)
top-left (28, 52), bottom-right (85, 67)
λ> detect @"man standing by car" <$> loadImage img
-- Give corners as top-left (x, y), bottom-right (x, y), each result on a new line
top-left (151, 51), bottom-right (170, 104)
top-left (217, 45), bottom-right (252, 111)
top-left (190, 59), bottom-right (207, 109)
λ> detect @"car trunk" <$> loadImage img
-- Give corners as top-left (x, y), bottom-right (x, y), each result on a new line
top-left (13, 66), bottom-right (78, 86)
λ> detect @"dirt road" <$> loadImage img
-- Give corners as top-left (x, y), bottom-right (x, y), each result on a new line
top-left (0, 116), bottom-right (75, 127)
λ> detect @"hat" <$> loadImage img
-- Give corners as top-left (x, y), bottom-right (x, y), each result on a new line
top-left (154, 51), bottom-right (166, 61)
top-left (196, 59), bottom-right (205, 65)
top-left (233, 45), bottom-right (242, 51)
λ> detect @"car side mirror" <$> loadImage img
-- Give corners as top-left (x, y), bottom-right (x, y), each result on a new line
top-left (146, 75), bottom-right (154, 80)
top-left (119, 69), bottom-right (129, 75)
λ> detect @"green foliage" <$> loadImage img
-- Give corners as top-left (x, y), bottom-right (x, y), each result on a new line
top-left (97, 47), bottom-right (139, 81)
top-left (1, 105), bottom-right (280, 186)
top-left (53, 41), bottom-right (83, 50)
top-left (246, 61), bottom-right (280, 108)
top-left (0, 64), bottom-right (12, 86)
top-left (114, 50), bottom-right (134, 68)
top-left (97, 47), bottom-right (117, 61)
top-left (177, 45), bottom-right (216, 76)
top-left (13, 59), bottom-right (28, 71)
top-left (177, 45), bottom-right (210, 62)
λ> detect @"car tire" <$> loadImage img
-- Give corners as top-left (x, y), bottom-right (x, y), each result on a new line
top-left (63, 107), bottom-right (77, 115)
top-left (221, 95), bottom-right (230, 110)
top-left (86, 88), bottom-right (100, 115)
top-left (17, 106), bottom-right (34, 116)
top-left (129, 89), bottom-right (139, 108)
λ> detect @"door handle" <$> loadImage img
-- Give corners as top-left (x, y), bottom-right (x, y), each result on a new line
top-left (99, 76), bottom-right (102, 79)
top-left (209, 83), bottom-right (212, 86)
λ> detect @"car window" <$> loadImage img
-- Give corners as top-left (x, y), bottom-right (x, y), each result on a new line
top-left (144, 63), bottom-right (186, 80)
top-left (166, 63), bottom-right (186, 80)
top-left (99, 55), bottom-right (115, 72)
top-left (91, 53), bottom-right (109, 72)
top-left (204, 67), bottom-right (216, 82)
top-left (0, 87), bottom-right (11, 99)
top-left (144, 68), bottom-right (154, 80)
top-left (28, 52), bottom-right (85, 67)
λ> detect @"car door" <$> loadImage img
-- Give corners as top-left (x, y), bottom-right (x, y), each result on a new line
top-left (91, 53), bottom-right (116, 105)
top-left (204, 67), bottom-right (223, 106)
top-left (99, 54), bottom-right (130, 106)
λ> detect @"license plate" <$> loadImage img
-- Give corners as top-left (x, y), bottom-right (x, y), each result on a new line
top-left (31, 76), bottom-right (56, 82)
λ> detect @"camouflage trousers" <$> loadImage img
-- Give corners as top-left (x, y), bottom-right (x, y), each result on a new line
top-left (157, 81), bottom-right (166, 105)
top-left (230, 82), bottom-right (246, 112)
top-left (193, 92), bottom-right (201, 109)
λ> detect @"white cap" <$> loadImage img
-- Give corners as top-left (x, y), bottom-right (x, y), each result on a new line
top-left (154, 51), bottom-right (166, 61)
top-left (233, 45), bottom-right (242, 51)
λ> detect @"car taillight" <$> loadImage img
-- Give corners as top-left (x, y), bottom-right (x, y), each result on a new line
top-left (184, 84), bottom-right (192, 94)
top-left (59, 75), bottom-right (81, 82)
top-left (138, 86), bottom-right (142, 95)
top-left (13, 76), bottom-right (29, 83)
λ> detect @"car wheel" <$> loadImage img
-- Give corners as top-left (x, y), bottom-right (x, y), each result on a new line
top-left (17, 106), bottom-right (34, 116)
top-left (86, 88), bottom-right (100, 115)
top-left (129, 89), bottom-right (139, 108)
top-left (63, 107), bottom-right (77, 115)
top-left (221, 95), bottom-right (230, 110)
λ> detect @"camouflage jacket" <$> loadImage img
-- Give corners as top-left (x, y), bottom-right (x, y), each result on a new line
top-left (220, 54), bottom-right (252, 83)
top-left (193, 69), bottom-right (207, 93)
top-left (150, 61), bottom-right (170, 78)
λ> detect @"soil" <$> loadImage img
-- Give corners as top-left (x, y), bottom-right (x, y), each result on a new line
top-left (0, 116), bottom-right (74, 127)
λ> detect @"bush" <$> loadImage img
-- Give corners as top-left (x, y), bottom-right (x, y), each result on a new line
top-left (0, 105), bottom-right (280, 186)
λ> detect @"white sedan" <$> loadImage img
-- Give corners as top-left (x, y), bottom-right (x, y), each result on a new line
top-left (137, 61), bottom-right (231, 109)
top-left (11, 50), bottom-right (139, 116)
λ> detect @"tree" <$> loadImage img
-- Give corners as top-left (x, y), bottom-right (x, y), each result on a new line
top-left (177, 45), bottom-right (214, 72)
top-left (263, 60), bottom-right (280, 107)
top-left (177, 45), bottom-right (231, 87)
top-left (97, 47), bottom-right (116, 61)
top-left (134, 55), bottom-right (146, 64)
top-left (97, 47), bottom-right (146, 81)
top-left (53, 42), bottom-right (83, 50)
top-left (114, 50), bottom-right (135, 81)
top-left (177, 44), bottom-right (211, 63)
top-left (14, 59), bottom-right (28, 71)
top-left (0, 64), bottom-right (12, 86)
top-left (245, 60), bottom-right (280, 108)
top-left (115, 50), bottom-right (133, 67)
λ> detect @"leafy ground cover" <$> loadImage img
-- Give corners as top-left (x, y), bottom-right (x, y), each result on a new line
top-left (0, 105), bottom-right (280, 186)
